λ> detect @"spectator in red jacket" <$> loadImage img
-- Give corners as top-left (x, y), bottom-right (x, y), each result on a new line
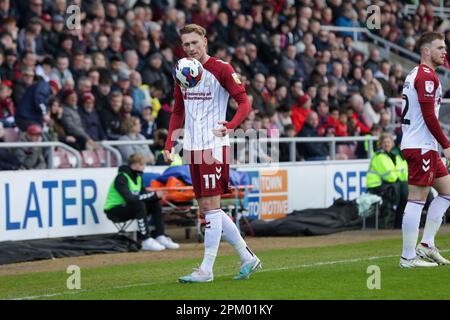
top-left (291, 93), bottom-right (312, 134)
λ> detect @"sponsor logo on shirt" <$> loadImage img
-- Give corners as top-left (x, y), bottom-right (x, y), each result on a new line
top-left (425, 81), bottom-right (434, 93)
top-left (232, 73), bottom-right (241, 84)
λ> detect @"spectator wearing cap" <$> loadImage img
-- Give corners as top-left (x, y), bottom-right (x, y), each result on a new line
top-left (141, 52), bottom-right (170, 97)
top-left (79, 92), bottom-right (106, 142)
top-left (0, 49), bottom-right (17, 83)
top-left (42, 15), bottom-right (65, 56)
top-left (0, 80), bottom-right (15, 127)
top-left (15, 77), bottom-right (57, 131)
top-left (60, 89), bottom-right (96, 150)
top-left (50, 53), bottom-right (74, 89)
top-left (111, 70), bottom-right (132, 96)
top-left (40, 13), bottom-right (52, 34)
top-left (14, 124), bottom-right (47, 170)
top-left (291, 93), bottom-right (312, 134)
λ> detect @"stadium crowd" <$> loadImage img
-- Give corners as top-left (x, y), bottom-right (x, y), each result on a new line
top-left (0, 0), bottom-right (449, 169)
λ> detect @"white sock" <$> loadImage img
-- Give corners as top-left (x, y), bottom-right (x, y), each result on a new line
top-left (402, 200), bottom-right (425, 259)
top-left (421, 195), bottom-right (450, 248)
top-left (220, 210), bottom-right (255, 262)
top-left (200, 210), bottom-right (222, 274)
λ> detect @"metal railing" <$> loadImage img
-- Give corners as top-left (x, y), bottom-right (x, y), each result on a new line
top-left (319, 25), bottom-right (450, 89)
top-left (229, 136), bottom-right (379, 162)
top-left (100, 139), bottom-right (155, 167)
top-left (0, 141), bottom-right (82, 168)
top-left (0, 136), bottom-right (380, 169)
top-left (403, 3), bottom-right (450, 19)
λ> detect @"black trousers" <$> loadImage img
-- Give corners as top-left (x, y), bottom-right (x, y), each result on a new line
top-left (105, 200), bottom-right (164, 240)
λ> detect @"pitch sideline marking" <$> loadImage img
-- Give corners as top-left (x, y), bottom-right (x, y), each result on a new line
top-left (12, 249), bottom-right (450, 300)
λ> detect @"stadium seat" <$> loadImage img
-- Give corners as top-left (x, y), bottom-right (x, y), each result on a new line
top-left (96, 147), bottom-right (118, 167)
top-left (81, 150), bottom-right (101, 167)
top-left (336, 144), bottom-right (356, 159)
top-left (3, 128), bottom-right (20, 142)
top-left (53, 149), bottom-right (72, 168)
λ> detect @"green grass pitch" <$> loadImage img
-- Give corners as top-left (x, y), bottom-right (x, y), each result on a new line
top-left (1, 234), bottom-right (450, 300)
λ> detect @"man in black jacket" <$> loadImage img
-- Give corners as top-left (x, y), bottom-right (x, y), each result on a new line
top-left (297, 111), bottom-right (329, 161)
top-left (103, 153), bottom-right (180, 251)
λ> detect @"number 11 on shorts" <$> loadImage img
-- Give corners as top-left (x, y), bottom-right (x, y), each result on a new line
top-left (203, 174), bottom-right (216, 189)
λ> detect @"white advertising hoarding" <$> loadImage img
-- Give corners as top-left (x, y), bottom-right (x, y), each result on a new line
top-left (0, 161), bottom-right (370, 241)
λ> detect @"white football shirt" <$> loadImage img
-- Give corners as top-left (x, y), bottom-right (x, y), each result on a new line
top-left (401, 64), bottom-right (442, 151)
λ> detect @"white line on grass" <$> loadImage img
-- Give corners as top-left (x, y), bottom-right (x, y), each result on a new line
top-left (12, 249), bottom-right (450, 300)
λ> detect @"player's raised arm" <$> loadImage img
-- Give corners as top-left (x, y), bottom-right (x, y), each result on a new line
top-left (219, 63), bottom-right (251, 130)
top-left (414, 67), bottom-right (450, 150)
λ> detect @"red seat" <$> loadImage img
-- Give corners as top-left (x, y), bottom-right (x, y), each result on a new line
top-left (3, 128), bottom-right (20, 142)
top-left (336, 144), bottom-right (356, 159)
top-left (96, 147), bottom-right (118, 167)
top-left (53, 149), bottom-right (72, 168)
top-left (81, 150), bottom-right (101, 167)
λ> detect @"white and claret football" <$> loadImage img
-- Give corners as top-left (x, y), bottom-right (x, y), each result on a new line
top-left (172, 57), bottom-right (204, 88)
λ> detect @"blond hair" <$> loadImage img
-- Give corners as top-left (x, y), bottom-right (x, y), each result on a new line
top-left (180, 24), bottom-right (206, 37)
top-left (377, 133), bottom-right (394, 149)
top-left (121, 116), bottom-right (140, 134)
top-left (128, 153), bottom-right (145, 166)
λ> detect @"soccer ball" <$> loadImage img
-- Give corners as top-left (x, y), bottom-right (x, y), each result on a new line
top-left (172, 58), bottom-right (203, 89)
